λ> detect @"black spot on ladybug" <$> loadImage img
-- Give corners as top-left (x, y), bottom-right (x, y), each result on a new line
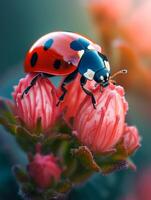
top-left (31, 52), bottom-right (38, 67)
top-left (53, 59), bottom-right (61, 69)
top-left (44, 39), bottom-right (53, 50)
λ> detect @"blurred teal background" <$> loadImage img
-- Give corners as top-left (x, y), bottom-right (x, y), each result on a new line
top-left (0, 1), bottom-right (151, 200)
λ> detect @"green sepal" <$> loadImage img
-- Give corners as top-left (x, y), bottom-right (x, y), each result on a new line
top-left (98, 158), bottom-right (128, 175)
top-left (33, 117), bottom-right (43, 136)
top-left (51, 118), bottom-right (72, 135)
top-left (15, 126), bottom-right (41, 153)
top-left (55, 179), bottom-right (72, 193)
top-left (71, 146), bottom-right (101, 172)
top-left (42, 133), bottom-right (71, 154)
top-left (96, 141), bottom-right (129, 174)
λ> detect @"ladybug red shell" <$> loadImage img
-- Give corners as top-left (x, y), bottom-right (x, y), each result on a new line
top-left (24, 31), bottom-right (102, 76)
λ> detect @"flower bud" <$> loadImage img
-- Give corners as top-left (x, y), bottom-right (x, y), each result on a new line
top-left (73, 84), bottom-right (128, 153)
top-left (123, 125), bottom-right (141, 155)
top-left (12, 74), bottom-right (59, 132)
top-left (28, 153), bottom-right (62, 188)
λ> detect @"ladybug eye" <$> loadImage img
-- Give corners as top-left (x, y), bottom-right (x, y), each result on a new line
top-left (100, 76), bottom-right (104, 81)
top-left (104, 61), bottom-right (110, 71)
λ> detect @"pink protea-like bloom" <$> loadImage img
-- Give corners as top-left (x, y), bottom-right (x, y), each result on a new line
top-left (60, 74), bottom-right (95, 126)
top-left (123, 125), bottom-right (141, 155)
top-left (73, 84), bottom-right (128, 153)
top-left (28, 153), bottom-right (62, 188)
top-left (12, 73), bottom-right (59, 132)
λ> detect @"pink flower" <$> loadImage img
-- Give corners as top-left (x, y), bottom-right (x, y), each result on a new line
top-left (28, 153), bottom-right (62, 188)
top-left (73, 84), bottom-right (128, 153)
top-left (60, 74), bottom-right (95, 126)
top-left (12, 73), bottom-right (59, 132)
top-left (123, 125), bottom-right (141, 155)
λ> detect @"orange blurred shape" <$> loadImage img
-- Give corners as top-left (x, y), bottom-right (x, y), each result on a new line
top-left (87, 0), bottom-right (133, 54)
top-left (112, 40), bottom-right (151, 98)
top-left (121, 0), bottom-right (151, 55)
top-left (87, 0), bottom-right (132, 24)
top-left (87, 0), bottom-right (151, 98)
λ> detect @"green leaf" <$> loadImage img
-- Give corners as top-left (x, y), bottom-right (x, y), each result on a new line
top-left (0, 98), bottom-right (17, 136)
top-left (0, 117), bottom-right (17, 134)
top-left (0, 98), bottom-right (16, 124)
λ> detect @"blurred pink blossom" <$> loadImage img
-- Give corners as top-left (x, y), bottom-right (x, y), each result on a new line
top-left (88, 0), bottom-right (151, 55)
top-left (12, 73), bottom-right (59, 132)
top-left (135, 168), bottom-right (151, 200)
top-left (87, 0), bottom-right (151, 98)
top-left (28, 153), bottom-right (62, 189)
top-left (122, 168), bottom-right (151, 200)
top-left (73, 84), bottom-right (128, 153)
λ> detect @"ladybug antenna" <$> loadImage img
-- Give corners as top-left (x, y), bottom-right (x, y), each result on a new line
top-left (110, 69), bottom-right (127, 79)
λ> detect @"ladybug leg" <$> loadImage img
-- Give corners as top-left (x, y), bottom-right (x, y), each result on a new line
top-left (21, 73), bottom-right (46, 99)
top-left (56, 69), bottom-right (78, 106)
top-left (100, 86), bottom-right (103, 93)
top-left (80, 76), bottom-right (96, 109)
top-left (56, 83), bottom-right (67, 106)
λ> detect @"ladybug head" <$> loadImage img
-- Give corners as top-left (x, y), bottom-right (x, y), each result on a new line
top-left (94, 67), bottom-right (110, 87)
top-left (93, 54), bottom-right (111, 87)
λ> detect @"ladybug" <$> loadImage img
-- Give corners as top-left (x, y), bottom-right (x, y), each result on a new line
top-left (22, 31), bottom-right (126, 108)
